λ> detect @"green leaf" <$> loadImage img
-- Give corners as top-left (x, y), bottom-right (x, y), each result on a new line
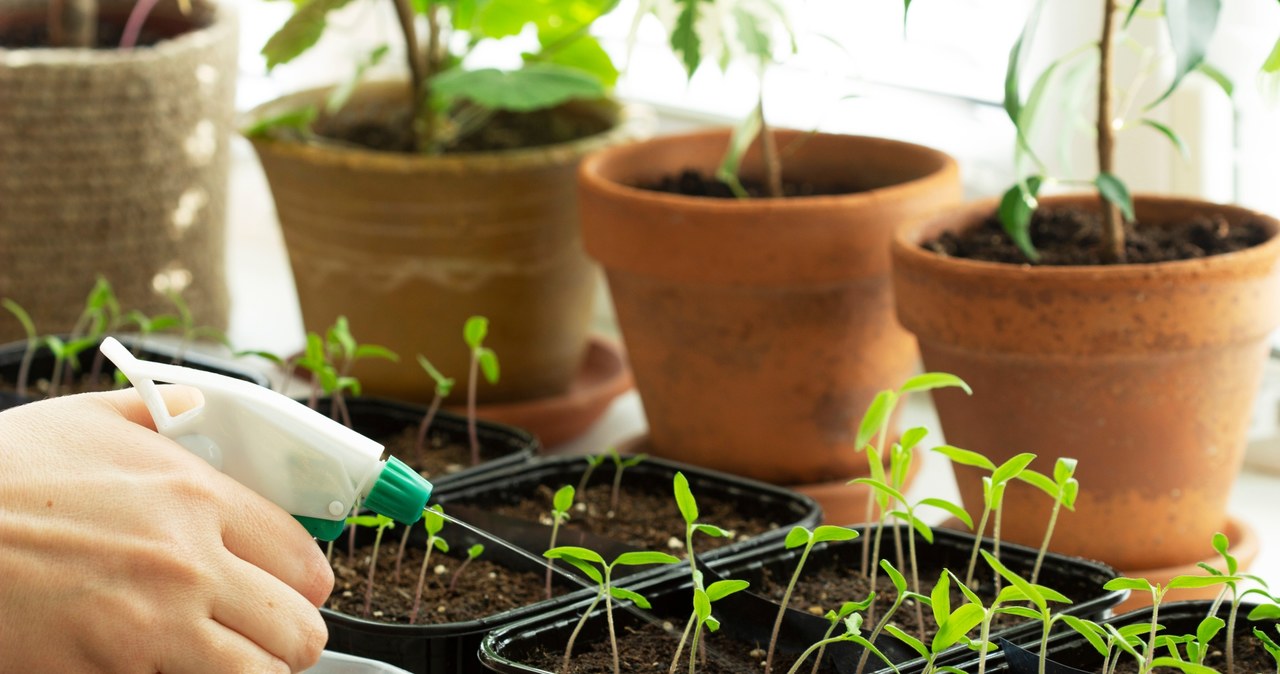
top-left (856, 390), bottom-right (897, 450)
top-left (732, 6), bottom-right (771, 59)
top-left (1018, 469), bottom-right (1058, 500)
top-left (345, 514), bottom-right (379, 527)
top-left (1124, 0), bottom-right (1147, 27)
top-left (242, 105), bottom-right (317, 139)
top-left (920, 498), bottom-right (973, 530)
top-left (900, 427), bottom-right (929, 452)
top-left (931, 571), bottom-right (951, 624)
top-left (1005, 0), bottom-right (1049, 156)
top-left (609, 586), bottom-right (651, 609)
top-left (335, 376), bottom-right (362, 397)
top-left (477, 348), bottom-right (500, 384)
top-left (1150, 0), bottom-right (1222, 109)
top-left (1104, 577), bottom-right (1152, 593)
top-left (705, 579), bottom-right (750, 602)
top-left (434, 63), bottom-right (605, 112)
top-left (614, 551), bottom-right (680, 566)
top-left (1196, 616), bottom-right (1224, 650)
top-left (884, 624), bottom-right (928, 659)
top-left (1060, 615), bottom-right (1109, 656)
top-left (674, 472), bottom-right (698, 524)
top-left (433, 538), bottom-right (450, 553)
top-left (1254, 627), bottom-right (1280, 656)
top-left (850, 477), bottom-right (906, 505)
top-left (261, 0), bottom-right (353, 70)
top-left (694, 524), bottom-right (729, 538)
top-left (553, 485), bottom-right (575, 513)
top-left (1096, 172), bottom-right (1135, 222)
top-left (1138, 119), bottom-right (1189, 160)
top-left (900, 372), bottom-right (972, 396)
top-left (992, 453), bottom-right (1037, 485)
top-left (692, 586), bottom-right (712, 620)
top-left (545, 546), bottom-right (604, 565)
top-left (355, 344), bottom-right (399, 362)
top-left (1, 299), bottom-right (37, 341)
top-left (933, 445), bottom-right (996, 471)
top-left (539, 34), bottom-right (618, 89)
top-left (983, 550), bottom-right (1045, 611)
top-left (670, 0), bottom-right (703, 78)
top-left (326, 316), bottom-right (355, 359)
top-left (934, 604), bottom-right (986, 653)
top-left (1148, 657), bottom-right (1218, 674)
top-left (467, 544), bottom-right (485, 559)
top-left (997, 176), bottom-right (1043, 261)
top-left (1167, 574), bottom-right (1235, 590)
top-left (1261, 37), bottom-right (1280, 90)
top-left (557, 556), bottom-right (603, 583)
top-left (327, 44), bottom-right (389, 114)
top-left (463, 316), bottom-right (488, 349)
top-left (812, 525), bottom-right (859, 544)
top-left (881, 559), bottom-right (908, 594)
top-left (423, 505), bottom-right (445, 534)
top-left (1061, 480), bottom-right (1079, 509)
top-left (785, 526), bottom-right (813, 549)
top-left (714, 104), bottom-right (762, 199)
top-left (1053, 458), bottom-right (1077, 484)
top-left (1196, 62), bottom-right (1235, 98)
top-left (1249, 604), bottom-right (1280, 621)
top-left (999, 606), bottom-right (1042, 621)
top-left (949, 571), bottom-right (984, 608)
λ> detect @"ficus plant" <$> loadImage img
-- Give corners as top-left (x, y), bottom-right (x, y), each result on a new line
top-left (410, 505), bottom-right (451, 625)
top-left (413, 354), bottom-right (455, 457)
top-left (344, 513), bottom-right (396, 617)
top-left (545, 485), bottom-right (575, 600)
top-left (543, 546), bottom-right (680, 674)
top-left (764, 525), bottom-right (861, 674)
top-left (463, 316), bottom-right (500, 466)
top-left (998, 0), bottom-right (1235, 262)
top-left (256, 0), bottom-right (619, 154)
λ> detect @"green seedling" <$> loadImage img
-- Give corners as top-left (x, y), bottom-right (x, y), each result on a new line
top-left (790, 609), bottom-right (897, 674)
top-left (165, 289), bottom-right (228, 364)
top-left (1160, 615), bottom-right (1226, 671)
top-left (545, 485), bottom-right (575, 600)
top-left (446, 544), bottom-right (484, 594)
top-left (543, 547), bottom-right (680, 674)
top-left (1102, 573), bottom-right (1238, 673)
top-left (860, 426), bottom-right (930, 625)
top-left (42, 334), bottom-right (99, 398)
top-left (463, 316), bottom-right (499, 466)
top-left (123, 309), bottom-right (180, 358)
top-left (413, 354), bottom-right (455, 457)
top-left (1253, 625), bottom-right (1280, 674)
top-left (981, 550), bottom-right (1073, 674)
top-left (852, 476), bottom-right (972, 640)
top-left (1199, 531), bottom-right (1273, 674)
top-left (931, 446), bottom-right (1036, 588)
top-left (999, 0), bottom-right (1232, 262)
top-left (576, 453), bottom-right (607, 496)
top-left (345, 513), bottom-right (395, 617)
top-left (804, 597), bottom-right (877, 674)
top-left (76, 278), bottom-right (123, 386)
top-left (856, 373), bottom-right (972, 580)
top-left (1016, 457), bottom-right (1080, 585)
top-left (410, 505), bottom-right (451, 625)
top-left (231, 348), bottom-right (289, 392)
top-left (884, 571), bottom-right (986, 674)
top-left (607, 448), bottom-right (646, 512)
top-left (764, 525), bottom-right (860, 674)
top-left (667, 472), bottom-right (732, 674)
top-left (2, 299), bottom-right (39, 398)
top-left (854, 559), bottom-right (916, 674)
top-left (1061, 617), bottom-right (1158, 674)
top-left (294, 331), bottom-right (332, 410)
top-left (326, 316), bottom-right (399, 427)
top-left (680, 579), bottom-right (750, 674)
top-left (945, 562), bottom-right (1067, 674)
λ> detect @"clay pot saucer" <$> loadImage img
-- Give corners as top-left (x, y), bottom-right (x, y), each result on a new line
top-left (451, 335), bottom-right (633, 448)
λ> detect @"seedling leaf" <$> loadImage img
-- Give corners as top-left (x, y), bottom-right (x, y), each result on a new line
top-left (553, 485), bottom-right (575, 513)
top-left (1103, 577), bottom-right (1152, 593)
top-left (1149, 0), bottom-right (1222, 109)
top-left (545, 546), bottom-right (604, 565)
top-left (982, 550), bottom-right (1045, 610)
top-left (1018, 469), bottom-right (1058, 498)
top-left (856, 390), bottom-right (896, 449)
top-left (614, 551), bottom-right (680, 566)
top-left (900, 427), bottom-right (929, 451)
top-left (694, 524), bottom-right (729, 538)
top-left (899, 372), bottom-right (972, 395)
top-left (785, 526), bottom-right (812, 549)
top-left (1249, 604), bottom-right (1280, 621)
top-left (881, 559), bottom-right (908, 593)
top-left (674, 472), bottom-right (697, 524)
top-left (1061, 615), bottom-right (1109, 656)
top-left (705, 579), bottom-right (750, 602)
top-left (477, 348), bottom-right (500, 384)
top-left (885, 624), bottom-right (928, 659)
top-left (935, 604), bottom-right (985, 653)
top-left (920, 498), bottom-right (973, 529)
top-left (463, 316), bottom-right (488, 349)
top-left (1168, 574), bottom-right (1235, 590)
top-left (812, 525), bottom-right (859, 544)
top-left (933, 445), bottom-right (996, 471)
top-left (992, 453), bottom-right (1037, 485)
top-left (610, 586), bottom-right (651, 609)
top-left (1148, 657), bottom-right (1217, 674)
top-left (355, 344), bottom-right (399, 362)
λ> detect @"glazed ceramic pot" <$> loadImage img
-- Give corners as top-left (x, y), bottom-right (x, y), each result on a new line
top-left (892, 194), bottom-right (1280, 570)
top-left (247, 85), bottom-right (641, 405)
top-left (579, 129), bottom-right (962, 485)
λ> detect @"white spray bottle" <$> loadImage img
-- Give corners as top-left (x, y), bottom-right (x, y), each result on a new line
top-left (99, 337), bottom-right (432, 541)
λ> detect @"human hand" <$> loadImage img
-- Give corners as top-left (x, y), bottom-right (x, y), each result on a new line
top-left (0, 387), bottom-right (334, 673)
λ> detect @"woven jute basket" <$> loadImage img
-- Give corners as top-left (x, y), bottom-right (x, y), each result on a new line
top-left (0, 0), bottom-right (236, 342)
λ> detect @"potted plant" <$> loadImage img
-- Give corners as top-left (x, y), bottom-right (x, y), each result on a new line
top-left (575, 1), bottom-right (962, 510)
top-left (243, 0), bottom-right (643, 411)
top-left (0, 0), bottom-right (237, 343)
top-left (891, 0), bottom-right (1280, 577)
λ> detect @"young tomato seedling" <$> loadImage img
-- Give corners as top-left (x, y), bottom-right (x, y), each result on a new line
top-left (345, 513), bottom-right (395, 617)
top-left (413, 354), bottom-right (455, 458)
top-left (681, 579), bottom-right (751, 674)
top-left (929, 447), bottom-right (1036, 588)
top-left (2, 298), bottom-right (39, 398)
top-left (326, 316), bottom-right (399, 426)
top-left (884, 570), bottom-right (986, 674)
top-left (853, 559), bottom-right (917, 674)
top-left (576, 453), bottom-right (607, 497)
top-left (1102, 573), bottom-right (1238, 674)
top-left (981, 550), bottom-right (1074, 674)
top-left (463, 316), bottom-right (500, 466)
top-left (765, 525), bottom-right (860, 674)
top-left (668, 472), bottom-right (732, 674)
top-left (410, 505), bottom-right (451, 625)
top-left (801, 596), bottom-right (876, 674)
top-left (789, 607), bottom-right (896, 674)
top-left (545, 485), bottom-right (575, 600)
top-left (607, 448), bottom-right (646, 513)
top-left (1201, 531), bottom-right (1274, 674)
top-left (543, 546), bottom-right (680, 674)
top-left (1016, 457), bottom-right (1080, 585)
top-left (446, 544), bottom-right (484, 594)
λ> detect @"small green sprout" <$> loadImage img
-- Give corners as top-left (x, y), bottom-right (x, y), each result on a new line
top-left (804, 596), bottom-right (875, 674)
top-left (854, 559), bottom-right (917, 674)
top-left (764, 525), bottom-right (860, 674)
top-left (945, 560), bottom-right (1068, 674)
top-left (463, 316), bottom-right (500, 466)
top-left (446, 544), bottom-right (484, 594)
top-left (165, 289), bottom-right (228, 364)
top-left (1253, 626), bottom-right (1280, 674)
top-left (1161, 615), bottom-right (1225, 670)
top-left (607, 448), bottom-right (646, 512)
top-left (42, 334), bottom-right (99, 398)
top-left (123, 309), bottom-right (180, 357)
top-left (930, 446), bottom-right (1037, 588)
top-left (885, 571), bottom-right (985, 674)
top-left (682, 579), bottom-right (750, 674)
top-left (545, 485), bottom-right (575, 600)
top-left (576, 453), bottom-right (607, 496)
top-left (76, 278), bottom-right (123, 386)
top-left (410, 505), bottom-right (451, 625)
top-left (294, 331), bottom-right (331, 409)
top-left (2, 298), bottom-right (39, 398)
top-left (851, 476), bottom-right (972, 640)
top-left (1103, 573), bottom-right (1238, 673)
top-left (1016, 457), bottom-right (1080, 585)
top-left (1201, 531), bottom-right (1273, 674)
top-left (667, 472), bottom-right (731, 673)
top-left (788, 609), bottom-right (897, 674)
top-left (345, 513), bottom-right (395, 618)
top-left (543, 546), bottom-right (680, 674)
top-left (325, 316), bottom-right (399, 426)
top-left (980, 550), bottom-right (1073, 674)
top-left (413, 354), bottom-right (455, 457)
top-left (861, 426), bottom-right (930, 625)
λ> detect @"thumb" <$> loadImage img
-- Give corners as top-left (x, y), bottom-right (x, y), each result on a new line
top-left (93, 384), bottom-right (206, 432)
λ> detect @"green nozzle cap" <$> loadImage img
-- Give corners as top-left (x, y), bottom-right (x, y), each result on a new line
top-left (295, 514), bottom-right (346, 541)
top-left (364, 456), bottom-right (432, 526)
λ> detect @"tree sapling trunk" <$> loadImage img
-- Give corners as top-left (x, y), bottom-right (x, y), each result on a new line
top-left (48, 0), bottom-right (96, 48)
top-left (1097, 0), bottom-right (1125, 262)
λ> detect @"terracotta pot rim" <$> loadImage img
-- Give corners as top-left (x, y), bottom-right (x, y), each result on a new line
top-left (0, 0), bottom-right (231, 65)
top-left (893, 193), bottom-right (1280, 282)
top-left (243, 85), bottom-right (649, 173)
top-left (578, 128), bottom-right (960, 213)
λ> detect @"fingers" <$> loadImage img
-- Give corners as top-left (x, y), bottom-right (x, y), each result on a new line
top-left (220, 489), bottom-right (335, 607)
top-left (95, 384), bottom-right (204, 432)
top-left (158, 619), bottom-right (290, 674)
top-left (212, 552), bottom-right (329, 672)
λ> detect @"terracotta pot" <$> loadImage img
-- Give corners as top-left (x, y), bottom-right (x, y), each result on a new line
top-left (579, 129), bottom-right (961, 485)
top-left (246, 86), bottom-right (642, 404)
top-left (892, 194), bottom-right (1280, 570)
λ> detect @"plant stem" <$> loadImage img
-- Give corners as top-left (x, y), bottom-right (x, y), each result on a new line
top-left (866, 521), bottom-right (884, 625)
top-left (907, 526), bottom-right (926, 642)
top-left (364, 526), bottom-right (386, 617)
top-left (545, 518), bottom-right (562, 600)
top-left (606, 571), bottom-right (621, 674)
top-left (687, 621), bottom-right (702, 674)
top-left (765, 543), bottom-right (814, 674)
top-left (1226, 591), bottom-right (1239, 674)
top-left (787, 636), bottom-right (844, 674)
top-left (415, 393), bottom-right (444, 458)
top-left (856, 595), bottom-right (904, 674)
top-left (611, 464), bottom-right (624, 512)
top-left (965, 506), bottom-right (992, 587)
top-left (393, 526), bottom-right (411, 582)
top-left (809, 620), bottom-right (842, 674)
top-left (758, 99), bottom-right (783, 198)
top-left (119, 0), bottom-right (160, 50)
top-left (668, 614), bottom-right (695, 674)
top-left (391, 0), bottom-right (426, 152)
top-left (446, 555), bottom-right (472, 594)
top-left (422, 5), bottom-right (442, 152)
top-left (562, 590), bottom-right (604, 674)
top-left (1030, 497), bottom-right (1062, 586)
top-left (977, 616), bottom-right (993, 674)
top-left (15, 342), bottom-right (34, 398)
top-left (1144, 592), bottom-right (1161, 673)
top-left (1097, 0), bottom-right (1125, 262)
top-left (1039, 612), bottom-right (1051, 674)
top-left (992, 507), bottom-right (1004, 595)
top-left (409, 539), bottom-right (437, 624)
top-left (467, 350), bottom-right (481, 466)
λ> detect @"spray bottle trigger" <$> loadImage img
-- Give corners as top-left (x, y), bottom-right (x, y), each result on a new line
top-left (296, 515), bottom-right (346, 541)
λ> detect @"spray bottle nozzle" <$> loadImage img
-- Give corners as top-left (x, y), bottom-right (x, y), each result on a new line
top-left (99, 337), bottom-right (433, 541)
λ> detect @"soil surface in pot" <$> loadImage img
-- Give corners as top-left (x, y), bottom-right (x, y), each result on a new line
top-left (1109, 640), bottom-right (1271, 674)
top-left (382, 425), bottom-right (507, 482)
top-left (639, 169), bottom-right (857, 198)
top-left (473, 481), bottom-right (784, 557)
top-left (926, 206), bottom-right (1270, 265)
top-left (327, 539), bottom-right (560, 625)
top-left (0, 12), bottom-right (201, 48)
top-left (521, 617), bottom-right (844, 674)
top-left (315, 106), bottom-right (613, 154)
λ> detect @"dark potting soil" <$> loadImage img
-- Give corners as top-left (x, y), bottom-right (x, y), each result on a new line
top-left (479, 482), bottom-right (781, 557)
top-left (328, 540), bottom-right (557, 625)
top-left (0, 14), bottom-right (191, 48)
top-left (382, 425), bottom-right (497, 482)
top-left (522, 617), bottom-right (841, 674)
top-left (638, 169), bottom-right (858, 199)
top-left (926, 206), bottom-right (1271, 265)
top-left (1108, 640), bottom-right (1273, 674)
top-left (315, 106), bottom-right (613, 154)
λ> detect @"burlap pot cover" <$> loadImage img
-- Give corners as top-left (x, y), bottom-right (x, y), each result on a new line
top-left (0, 0), bottom-right (236, 341)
